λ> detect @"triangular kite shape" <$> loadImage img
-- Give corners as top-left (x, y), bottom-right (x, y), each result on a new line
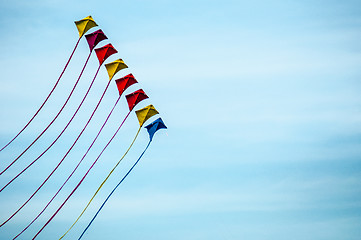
top-left (115, 74), bottom-right (138, 96)
top-left (74, 16), bottom-right (98, 37)
top-left (85, 29), bottom-right (107, 51)
top-left (135, 105), bottom-right (159, 127)
top-left (125, 89), bottom-right (148, 111)
top-left (145, 118), bottom-right (167, 141)
top-left (104, 59), bottom-right (128, 80)
top-left (94, 44), bottom-right (118, 65)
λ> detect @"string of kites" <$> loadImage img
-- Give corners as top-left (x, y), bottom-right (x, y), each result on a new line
top-left (0, 16), bottom-right (167, 239)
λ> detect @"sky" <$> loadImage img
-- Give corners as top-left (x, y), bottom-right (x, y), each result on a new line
top-left (0, 0), bottom-right (361, 239)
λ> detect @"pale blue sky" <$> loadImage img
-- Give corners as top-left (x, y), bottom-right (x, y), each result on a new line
top-left (0, 0), bottom-right (361, 239)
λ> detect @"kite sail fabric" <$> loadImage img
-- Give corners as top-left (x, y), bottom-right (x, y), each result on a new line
top-left (145, 117), bottom-right (167, 141)
top-left (0, 42), bottom-right (118, 227)
top-left (85, 29), bottom-right (107, 51)
top-left (135, 104), bottom-right (160, 126)
top-left (0, 16), bottom-right (97, 152)
top-left (125, 89), bottom-right (149, 111)
top-left (59, 106), bottom-right (159, 240)
top-left (74, 16), bottom-right (98, 37)
top-left (95, 44), bottom-right (118, 65)
top-left (105, 59), bottom-right (128, 80)
top-left (0, 30), bottom-right (110, 182)
top-left (77, 118), bottom-right (167, 240)
top-left (32, 91), bottom-right (150, 240)
top-left (115, 74), bottom-right (138, 96)
top-left (12, 74), bottom-right (137, 239)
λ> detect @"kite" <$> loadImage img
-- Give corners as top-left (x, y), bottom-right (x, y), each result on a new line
top-left (0, 29), bottom-right (108, 176)
top-left (78, 118), bottom-right (167, 240)
top-left (0, 16), bottom-right (97, 152)
top-left (0, 43), bottom-right (119, 227)
top-left (12, 74), bottom-right (138, 240)
top-left (0, 16), bottom-right (167, 240)
top-left (75, 16), bottom-right (98, 38)
top-left (59, 105), bottom-right (159, 239)
top-left (32, 94), bottom-right (151, 240)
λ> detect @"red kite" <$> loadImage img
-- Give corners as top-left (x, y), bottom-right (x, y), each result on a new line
top-left (85, 29), bottom-right (107, 51)
top-left (125, 89), bottom-right (149, 111)
top-left (115, 74), bottom-right (138, 96)
top-left (95, 43), bottom-right (118, 65)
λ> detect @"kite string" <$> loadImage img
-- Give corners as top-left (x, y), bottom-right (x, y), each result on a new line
top-left (33, 111), bottom-right (134, 240)
top-left (0, 61), bottom-right (99, 192)
top-left (78, 140), bottom-right (152, 240)
top-left (59, 126), bottom-right (142, 240)
top-left (0, 64), bottom-right (101, 227)
top-left (0, 37), bottom-right (81, 152)
top-left (0, 50), bottom-right (92, 176)
top-left (12, 93), bottom-right (121, 240)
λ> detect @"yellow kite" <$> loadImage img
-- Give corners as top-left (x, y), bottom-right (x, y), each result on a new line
top-left (105, 59), bottom-right (128, 80)
top-left (74, 16), bottom-right (98, 37)
top-left (136, 105), bottom-right (159, 126)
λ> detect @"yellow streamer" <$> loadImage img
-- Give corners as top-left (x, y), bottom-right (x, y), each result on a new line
top-left (59, 127), bottom-right (141, 240)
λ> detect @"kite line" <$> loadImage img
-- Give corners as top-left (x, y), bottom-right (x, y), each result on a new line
top-left (0, 28), bottom-right (108, 175)
top-left (0, 44), bottom-right (117, 190)
top-left (0, 49), bottom-right (91, 175)
top-left (32, 94), bottom-right (152, 239)
top-left (0, 16), bottom-right (97, 153)
top-left (77, 118), bottom-right (167, 240)
top-left (12, 73), bottom-right (135, 240)
top-left (0, 51), bottom-right (124, 226)
top-left (0, 64), bottom-right (103, 226)
top-left (79, 141), bottom-right (151, 240)
top-left (60, 127), bottom-right (141, 239)
top-left (0, 38), bottom-right (80, 152)
top-left (13, 96), bottom-right (120, 240)
top-left (59, 105), bottom-right (159, 239)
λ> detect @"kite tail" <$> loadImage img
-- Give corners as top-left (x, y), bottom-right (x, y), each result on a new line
top-left (0, 50), bottom-right (92, 176)
top-left (78, 140), bottom-right (152, 240)
top-left (59, 126), bottom-right (142, 239)
top-left (33, 111), bottom-right (134, 240)
top-left (0, 65), bottom-right (100, 227)
top-left (12, 91), bottom-right (120, 240)
top-left (0, 37), bottom-right (81, 152)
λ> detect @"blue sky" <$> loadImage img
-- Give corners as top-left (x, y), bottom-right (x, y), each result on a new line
top-left (0, 0), bottom-right (361, 239)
